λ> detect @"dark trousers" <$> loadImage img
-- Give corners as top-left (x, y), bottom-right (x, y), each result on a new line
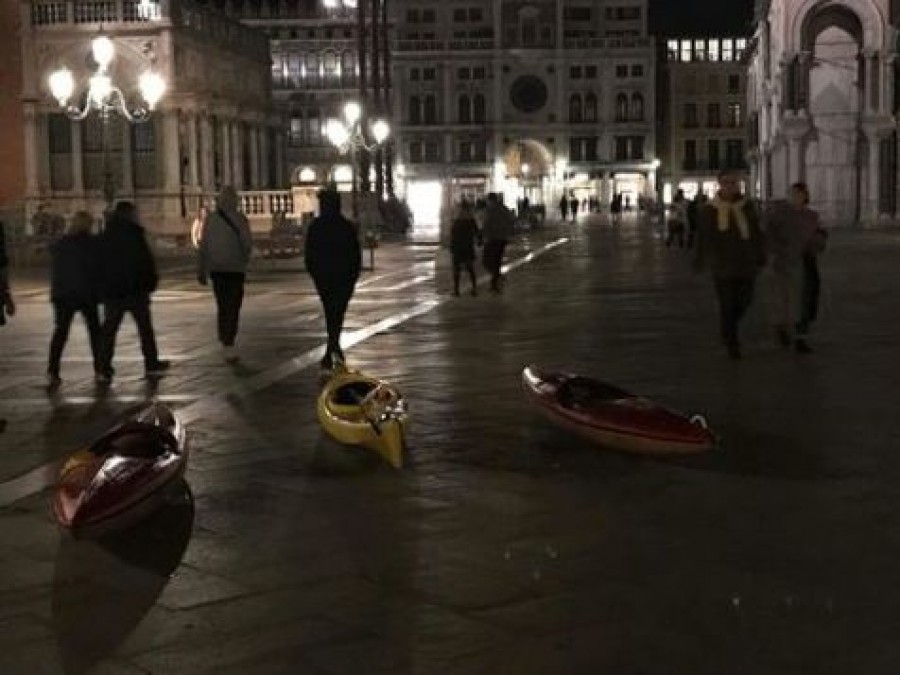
top-left (714, 277), bottom-right (756, 349)
top-left (797, 254), bottom-right (821, 338)
top-left (101, 296), bottom-right (159, 371)
top-left (666, 221), bottom-right (686, 248)
top-left (210, 272), bottom-right (245, 347)
top-left (482, 239), bottom-right (507, 291)
top-left (48, 301), bottom-right (102, 376)
top-left (315, 282), bottom-right (354, 358)
top-left (452, 255), bottom-right (476, 294)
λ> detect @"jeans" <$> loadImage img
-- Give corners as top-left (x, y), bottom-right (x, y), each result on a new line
top-left (210, 272), bottom-right (245, 347)
top-left (452, 255), bottom-right (477, 294)
top-left (797, 254), bottom-right (821, 338)
top-left (482, 240), bottom-right (507, 291)
top-left (315, 282), bottom-right (354, 359)
top-left (48, 301), bottom-right (103, 376)
top-left (100, 296), bottom-right (160, 372)
top-left (714, 277), bottom-right (756, 349)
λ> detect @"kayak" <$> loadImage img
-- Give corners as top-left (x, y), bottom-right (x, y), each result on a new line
top-left (522, 366), bottom-right (715, 455)
top-left (52, 403), bottom-right (188, 538)
top-left (317, 365), bottom-right (408, 469)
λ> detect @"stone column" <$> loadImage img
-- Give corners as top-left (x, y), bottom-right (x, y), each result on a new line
top-left (200, 114), bottom-right (214, 192)
top-left (868, 133), bottom-right (881, 218)
top-left (121, 120), bottom-right (134, 195)
top-left (260, 126), bottom-right (271, 189)
top-left (221, 118), bottom-right (232, 187)
top-left (187, 112), bottom-right (200, 188)
top-left (231, 121), bottom-right (243, 190)
top-left (23, 105), bottom-right (40, 198)
top-left (249, 125), bottom-right (261, 188)
top-left (161, 110), bottom-right (181, 192)
top-left (71, 118), bottom-right (84, 194)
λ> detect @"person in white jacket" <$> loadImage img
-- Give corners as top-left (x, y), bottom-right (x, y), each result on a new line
top-left (197, 187), bottom-right (253, 363)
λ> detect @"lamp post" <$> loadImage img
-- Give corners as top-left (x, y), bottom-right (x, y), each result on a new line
top-left (48, 33), bottom-right (166, 210)
top-left (326, 101), bottom-right (390, 269)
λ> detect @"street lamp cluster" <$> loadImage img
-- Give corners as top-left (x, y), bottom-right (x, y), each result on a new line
top-left (47, 33), bottom-right (167, 207)
top-left (48, 34), bottom-right (165, 122)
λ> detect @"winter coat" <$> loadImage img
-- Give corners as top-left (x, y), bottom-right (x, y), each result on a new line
top-left (481, 203), bottom-right (514, 242)
top-left (50, 233), bottom-right (101, 305)
top-left (450, 216), bottom-right (480, 261)
top-left (304, 209), bottom-right (361, 289)
top-left (694, 199), bottom-right (766, 280)
top-left (765, 201), bottom-right (820, 273)
top-left (99, 214), bottom-right (158, 301)
top-left (199, 208), bottom-right (253, 275)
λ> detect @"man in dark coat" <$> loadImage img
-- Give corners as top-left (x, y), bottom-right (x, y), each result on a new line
top-left (304, 189), bottom-right (361, 372)
top-left (98, 201), bottom-right (169, 381)
top-left (0, 219), bottom-right (14, 327)
top-left (694, 171), bottom-right (766, 360)
top-left (450, 200), bottom-right (480, 296)
top-left (47, 211), bottom-right (103, 386)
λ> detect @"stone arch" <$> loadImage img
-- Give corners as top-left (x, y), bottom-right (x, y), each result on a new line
top-left (790, 0), bottom-right (885, 53)
top-left (502, 139), bottom-right (553, 178)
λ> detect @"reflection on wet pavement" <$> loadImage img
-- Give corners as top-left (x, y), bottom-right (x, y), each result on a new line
top-left (2, 219), bottom-right (900, 672)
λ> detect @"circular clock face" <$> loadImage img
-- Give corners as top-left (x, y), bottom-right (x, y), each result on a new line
top-left (509, 75), bottom-right (548, 113)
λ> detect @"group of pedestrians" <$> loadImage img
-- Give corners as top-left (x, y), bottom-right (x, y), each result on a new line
top-left (693, 170), bottom-right (826, 360)
top-left (449, 193), bottom-right (515, 296)
top-left (46, 202), bottom-right (170, 387)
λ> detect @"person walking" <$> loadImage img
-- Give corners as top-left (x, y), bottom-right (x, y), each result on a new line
top-left (197, 186), bottom-right (253, 364)
top-left (304, 188), bottom-right (361, 373)
top-left (97, 201), bottom-right (169, 381)
top-left (46, 211), bottom-right (103, 387)
top-left (450, 201), bottom-right (481, 297)
top-left (611, 193), bottom-right (623, 224)
top-left (686, 193), bottom-right (706, 248)
top-left (666, 189), bottom-right (688, 248)
top-left (764, 182), bottom-right (820, 353)
top-left (797, 200), bottom-right (827, 354)
top-left (481, 193), bottom-right (514, 293)
top-left (568, 194), bottom-right (579, 221)
top-left (0, 219), bottom-right (14, 328)
top-left (694, 171), bottom-right (766, 360)
top-left (558, 195), bottom-right (569, 221)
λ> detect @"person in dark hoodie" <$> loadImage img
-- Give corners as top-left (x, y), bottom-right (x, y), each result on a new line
top-left (304, 188), bottom-right (361, 373)
top-left (694, 171), bottom-right (766, 360)
top-left (450, 200), bottom-right (481, 297)
top-left (47, 211), bottom-right (103, 387)
top-left (0, 219), bottom-right (14, 328)
top-left (98, 201), bottom-right (169, 381)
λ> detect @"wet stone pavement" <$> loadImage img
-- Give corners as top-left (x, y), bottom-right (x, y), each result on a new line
top-left (1, 215), bottom-right (900, 674)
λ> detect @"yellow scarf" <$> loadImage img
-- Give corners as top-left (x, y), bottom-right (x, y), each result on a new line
top-left (712, 197), bottom-right (749, 240)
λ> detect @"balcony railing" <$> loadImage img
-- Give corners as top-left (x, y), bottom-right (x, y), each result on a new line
top-left (395, 35), bottom-right (651, 52)
top-left (31, 0), bottom-right (162, 25)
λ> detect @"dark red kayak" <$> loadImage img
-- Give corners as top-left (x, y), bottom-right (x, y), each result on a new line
top-left (522, 366), bottom-right (715, 455)
top-left (52, 403), bottom-right (188, 538)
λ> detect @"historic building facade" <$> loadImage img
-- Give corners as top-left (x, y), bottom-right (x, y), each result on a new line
top-left (19, 0), bottom-right (278, 234)
top-left (391, 0), bottom-right (657, 221)
top-left (658, 36), bottom-right (751, 202)
top-left (748, 0), bottom-right (898, 224)
top-left (0, 2), bottom-right (26, 215)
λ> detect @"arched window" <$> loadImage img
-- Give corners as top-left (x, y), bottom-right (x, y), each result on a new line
top-left (424, 95), bottom-right (437, 123)
top-left (631, 93), bottom-right (644, 121)
top-left (473, 93), bottom-right (486, 123)
top-left (458, 94), bottom-right (471, 124)
top-left (616, 93), bottom-right (629, 122)
top-left (409, 96), bottom-right (421, 124)
top-left (585, 93), bottom-right (598, 123)
top-left (323, 51), bottom-right (338, 84)
top-left (569, 94), bottom-right (583, 123)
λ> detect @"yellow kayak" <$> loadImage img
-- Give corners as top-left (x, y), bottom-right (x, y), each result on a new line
top-left (316, 365), bottom-right (408, 469)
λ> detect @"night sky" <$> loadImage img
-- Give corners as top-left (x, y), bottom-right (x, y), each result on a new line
top-left (649, 0), bottom-right (756, 37)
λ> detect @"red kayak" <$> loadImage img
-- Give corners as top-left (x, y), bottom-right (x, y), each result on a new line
top-left (52, 403), bottom-right (188, 538)
top-left (522, 366), bottom-right (715, 455)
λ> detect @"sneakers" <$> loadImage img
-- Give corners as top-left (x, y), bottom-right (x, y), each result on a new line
top-left (95, 371), bottom-right (112, 385)
top-left (145, 360), bottom-right (171, 377)
top-left (222, 345), bottom-right (239, 364)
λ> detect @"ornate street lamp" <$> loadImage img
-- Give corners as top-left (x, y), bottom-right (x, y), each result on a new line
top-left (48, 33), bottom-right (166, 207)
top-left (326, 101), bottom-right (390, 219)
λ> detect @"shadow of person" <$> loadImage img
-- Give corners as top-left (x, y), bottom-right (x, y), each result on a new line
top-left (50, 480), bottom-right (194, 675)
